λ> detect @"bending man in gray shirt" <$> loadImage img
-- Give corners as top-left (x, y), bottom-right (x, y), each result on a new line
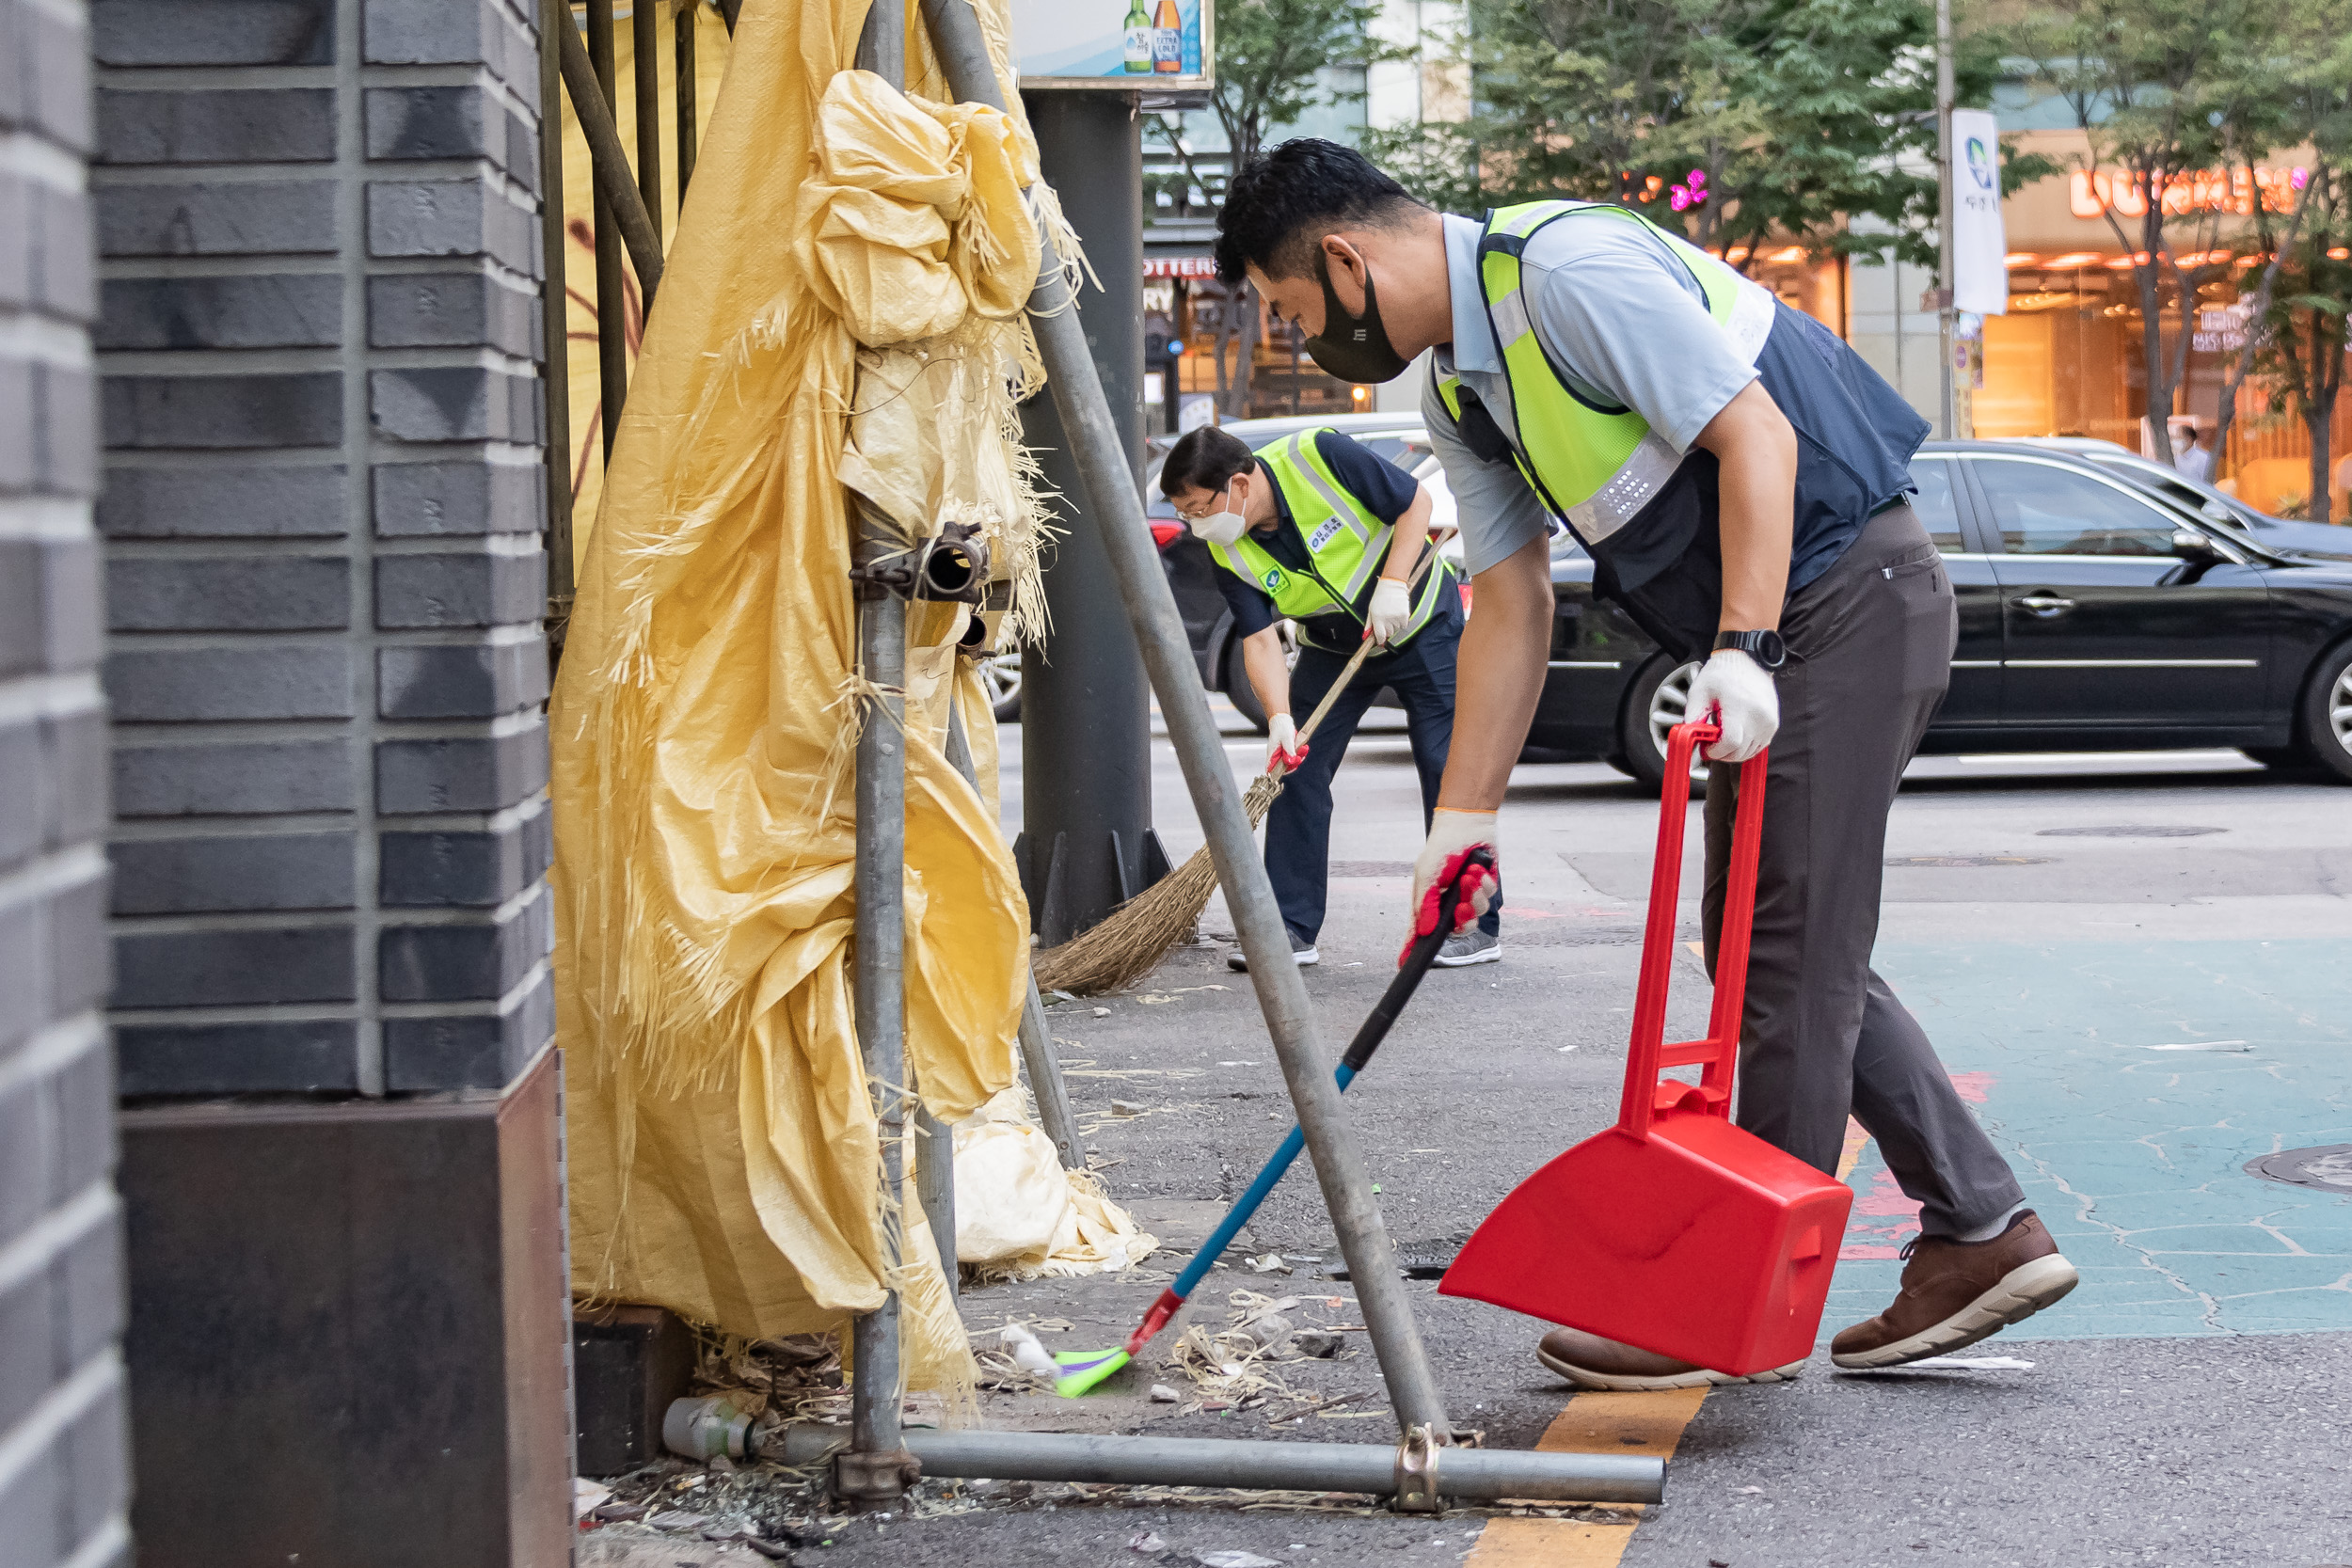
top-left (1212, 139), bottom-right (2077, 1387)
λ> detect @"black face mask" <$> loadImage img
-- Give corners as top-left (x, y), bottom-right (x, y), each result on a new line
top-left (1302, 253), bottom-right (1412, 384)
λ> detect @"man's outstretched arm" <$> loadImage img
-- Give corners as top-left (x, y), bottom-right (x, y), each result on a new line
top-left (1436, 533), bottom-right (1551, 811)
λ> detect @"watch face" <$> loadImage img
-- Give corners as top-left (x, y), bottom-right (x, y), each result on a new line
top-left (1757, 629), bottom-right (1787, 668)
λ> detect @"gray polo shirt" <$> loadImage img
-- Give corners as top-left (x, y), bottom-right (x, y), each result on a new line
top-left (1421, 213), bottom-right (1773, 577)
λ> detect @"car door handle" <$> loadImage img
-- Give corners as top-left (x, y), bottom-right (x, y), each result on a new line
top-left (2012, 594), bottom-right (2075, 615)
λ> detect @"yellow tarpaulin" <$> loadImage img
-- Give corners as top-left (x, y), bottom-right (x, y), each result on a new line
top-left (550, 0), bottom-right (1059, 1396)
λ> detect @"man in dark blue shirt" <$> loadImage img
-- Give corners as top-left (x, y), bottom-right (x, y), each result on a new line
top-left (1162, 424), bottom-right (1502, 970)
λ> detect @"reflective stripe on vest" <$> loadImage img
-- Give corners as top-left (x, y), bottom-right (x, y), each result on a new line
top-left (1437, 201), bottom-right (1776, 546)
top-left (1209, 429), bottom-right (1450, 646)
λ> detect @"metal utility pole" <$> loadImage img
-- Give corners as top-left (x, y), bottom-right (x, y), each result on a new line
top-left (841, 0), bottom-right (919, 1516)
top-left (1017, 93), bottom-right (1163, 946)
top-left (1934, 0), bottom-right (1959, 440)
top-left (920, 0), bottom-right (1454, 1453)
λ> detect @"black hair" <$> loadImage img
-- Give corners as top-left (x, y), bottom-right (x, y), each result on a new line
top-left (1214, 138), bottom-right (1425, 285)
top-left (1158, 426), bottom-right (1258, 499)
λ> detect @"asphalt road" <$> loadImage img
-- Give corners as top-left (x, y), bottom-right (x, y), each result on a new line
top-left (764, 710), bottom-right (2352, 1567)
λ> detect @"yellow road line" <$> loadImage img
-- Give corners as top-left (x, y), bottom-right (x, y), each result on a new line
top-left (1463, 1385), bottom-right (1710, 1567)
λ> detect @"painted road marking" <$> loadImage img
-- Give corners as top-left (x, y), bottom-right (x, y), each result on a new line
top-left (1465, 1386), bottom-right (1709, 1567)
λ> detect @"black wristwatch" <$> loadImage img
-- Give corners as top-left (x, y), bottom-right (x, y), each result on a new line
top-left (1713, 629), bottom-right (1788, 671)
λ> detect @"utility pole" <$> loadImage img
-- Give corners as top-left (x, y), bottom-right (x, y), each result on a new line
top-left (1934, 0), bottom-right (1958, 440)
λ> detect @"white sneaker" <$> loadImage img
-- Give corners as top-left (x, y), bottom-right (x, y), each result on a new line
top-left (1432, 929), bottom-right (1500, 967)
top-left (1228, 938), bottom-right (1319, 972)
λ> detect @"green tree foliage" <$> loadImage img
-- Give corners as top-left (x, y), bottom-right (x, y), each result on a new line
top-left (1149, 0), bottom-right (1394, 413)
top-left (1365, 0), bottom-right (2040, 272)
top-left (2250, 13), bottom-right (2352, 521)
top-left (2009, 0), bottom-right (2294, 461)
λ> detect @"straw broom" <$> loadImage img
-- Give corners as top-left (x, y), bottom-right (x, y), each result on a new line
top-left (1032, 550), bottom-right (1440, 995)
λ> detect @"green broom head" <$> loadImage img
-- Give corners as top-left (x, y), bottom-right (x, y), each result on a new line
top-left (1051, 1347), bottom-right (1129, 1397)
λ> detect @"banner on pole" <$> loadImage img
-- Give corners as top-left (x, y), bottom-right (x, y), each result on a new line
top-left (1011, 0), bottom-right (1215, 88)
top-left (1951, 107), bottom-right (2008, 317)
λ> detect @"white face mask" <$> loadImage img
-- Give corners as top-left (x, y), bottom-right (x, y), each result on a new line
top-left (1187, 483), bottom-right (1248, 546)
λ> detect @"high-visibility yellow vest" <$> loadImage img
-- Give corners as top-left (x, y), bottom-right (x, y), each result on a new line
top-left (1434, 201), bottom-right (1775, 548)
top-left (1208, 429), bottom-right (1450, 649)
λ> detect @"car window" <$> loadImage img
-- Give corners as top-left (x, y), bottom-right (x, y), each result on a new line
top-left (1973, 459), bottom-right (2181, 557)
top-left (1907, 458), bottom-right (1968, 552)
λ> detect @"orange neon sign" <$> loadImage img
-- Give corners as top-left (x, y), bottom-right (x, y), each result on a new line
top-left (2069, 166), bottom-right (2308, 219)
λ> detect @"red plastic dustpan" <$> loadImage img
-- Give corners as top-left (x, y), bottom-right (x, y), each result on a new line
top-left (1438, 721), bottom-right (1853, 1375)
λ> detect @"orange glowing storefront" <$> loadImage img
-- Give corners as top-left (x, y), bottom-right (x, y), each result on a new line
top-left (1978, 141), bottom-right (2352, 515)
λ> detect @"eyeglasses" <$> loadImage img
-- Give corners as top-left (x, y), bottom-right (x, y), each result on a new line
top-left (1173, 486), bottom-right (1230, 523)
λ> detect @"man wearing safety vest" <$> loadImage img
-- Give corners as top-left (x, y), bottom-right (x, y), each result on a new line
top-left (1159, 423), bottom-right (1503, 971)
top-left (1211, 139), bottom-right (2077, 1384)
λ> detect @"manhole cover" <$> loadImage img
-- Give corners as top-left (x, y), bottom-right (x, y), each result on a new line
top-left (1884, 854), bottom-right (2055, 867)
top-left (2037, 825), bottom-right (2226, 838)
top-left (2245, 1146), bottom-right (2352, 1194)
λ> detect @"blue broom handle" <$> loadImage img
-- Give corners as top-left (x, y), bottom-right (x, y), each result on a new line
top-left (1170, 1064), bottom-right (1359, 1299)
top-left (1162, 848), bottom-right (1490, 1302)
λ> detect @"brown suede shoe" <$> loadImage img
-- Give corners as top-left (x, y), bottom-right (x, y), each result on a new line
top-left (1831, 1210), bottom-right (2079, 1369)
top-left (1536, 1327), bottom-right (1805, 1392)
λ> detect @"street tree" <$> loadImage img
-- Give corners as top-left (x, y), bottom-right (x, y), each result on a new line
top-left (1365, 0), bottom-right (2038, 274)
top-left (1150, 0), bottom-right (1389, 413)
top-left (2010, 0), bottom-right (2293, 463)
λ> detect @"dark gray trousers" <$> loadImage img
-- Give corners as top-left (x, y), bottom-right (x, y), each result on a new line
top-left (1700, 503), bottom-right (2024, 1238)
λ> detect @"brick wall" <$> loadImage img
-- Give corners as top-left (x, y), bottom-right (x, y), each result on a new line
top-left (0, 0), bottom-right (134, 1563)
top-left (92, 0), bottom-right (554, 1098)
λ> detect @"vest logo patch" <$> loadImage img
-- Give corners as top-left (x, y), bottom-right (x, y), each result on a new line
top-left (1261, 567), bottom-right (1284, 591)
top-left (1307, 516), bottom-right (1345, 550)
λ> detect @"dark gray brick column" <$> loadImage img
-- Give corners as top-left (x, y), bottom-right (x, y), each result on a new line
top-left (93, 0), bottom-right (553, 1098)
top-left (1, 1), bottom-right (133, 1564)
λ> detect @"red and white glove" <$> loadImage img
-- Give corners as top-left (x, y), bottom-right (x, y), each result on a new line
top-left (1685, 647), bottom-right (1779, 763)
top-left (1402, 808), bottom-right (1498, 963)
top-left (1265, 713), bottom-right (1309, 774)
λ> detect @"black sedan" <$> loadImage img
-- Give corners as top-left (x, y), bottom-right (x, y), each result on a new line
top-left (1534, 441), bottom-right (2352, 786)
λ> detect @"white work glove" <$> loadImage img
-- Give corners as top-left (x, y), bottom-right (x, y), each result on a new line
top-left (1406, 808), bottom-right (1499, 957)
top-left (1265, 713), bottom-right (1307, 773)
top-left (1685, 647), bottom-right (1780, 763)
top-left (1365, 576), bottom-right (1413, 648)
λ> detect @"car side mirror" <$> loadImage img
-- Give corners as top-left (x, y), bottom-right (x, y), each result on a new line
top-left (2171, 529), bottom-right (2224, 564)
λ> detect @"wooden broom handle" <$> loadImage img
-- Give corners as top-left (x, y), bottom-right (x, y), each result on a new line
top-left (1279, 546), bottom-right (1443, 765)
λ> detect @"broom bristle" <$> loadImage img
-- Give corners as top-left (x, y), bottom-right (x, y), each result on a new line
top-left (1031, 773), bottom-right (1282, 995)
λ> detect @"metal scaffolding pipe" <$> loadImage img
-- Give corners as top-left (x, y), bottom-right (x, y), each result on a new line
top-left (558, 11), bottom-right (664, 307)
top-left (945, 696), bottom-right (1083, 1169)
top-left (770, 1424), bottom-right (1663, 1507)
top-left (914, 0), bottom-right (1452, 1446)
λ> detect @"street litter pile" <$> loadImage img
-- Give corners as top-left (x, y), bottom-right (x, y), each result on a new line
top-left (551, 0), bottom-right (1088, 1401)
top-left (955, 1087), bottom-right (1157, 1282)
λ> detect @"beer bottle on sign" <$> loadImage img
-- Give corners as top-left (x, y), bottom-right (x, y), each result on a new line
top-left (1152, 0), bottom-right (1181, 72)
top-left (1123, 0), bottom-right (1152, 72)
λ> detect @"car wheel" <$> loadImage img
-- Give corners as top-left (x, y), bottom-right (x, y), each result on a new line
top-left (978, 650), bottom-right (1022, 722)
top-left (1223, 641), bottom-right (1270, 734)
top-left (2297, 640), bottom-right (2352, 784)
top-left (1616, 656), bottom-right (1708, 792)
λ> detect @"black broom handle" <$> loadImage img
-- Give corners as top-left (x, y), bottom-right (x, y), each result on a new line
top-left (1341, 847), bottom-right (1496, 1074)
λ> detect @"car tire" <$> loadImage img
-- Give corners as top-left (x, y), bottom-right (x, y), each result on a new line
top-left (2296, 640), bottom-right (2352, 784)
top-left (978, 650), bottom-right (1022, 723)
top-left (1616, 656), bottom-right (1708, 792)
top-left (1224, 641), bottom-right (1271, 734)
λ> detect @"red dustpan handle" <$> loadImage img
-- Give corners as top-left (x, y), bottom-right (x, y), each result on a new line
top-left (1615, 721), bottom-right (1768, 1140)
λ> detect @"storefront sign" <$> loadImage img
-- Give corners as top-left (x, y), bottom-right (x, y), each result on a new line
top-left (1010, 0), bottom-right (1213, 88)
top-left (1951, 109), bottom-right (2009, 317)
top-left (2070, 166), bottom-right (2307, 219)
top-left (2194, 303), bottom-right (2251, 354)
top-left (1143, 257), bottom-right (1219, 278)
